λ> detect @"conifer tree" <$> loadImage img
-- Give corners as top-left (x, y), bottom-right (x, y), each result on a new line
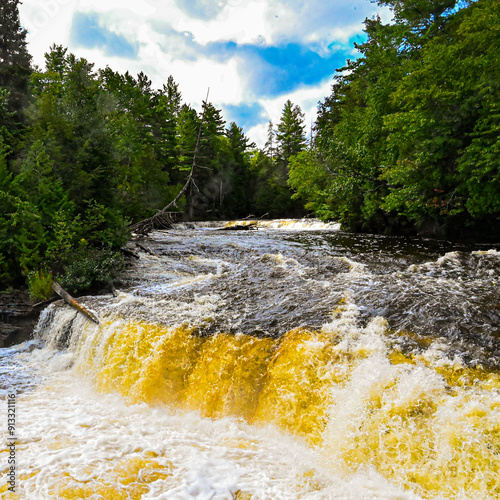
top-left (276, 100), bottom-right (307, 163)
top-left (154, 75), bottom-right (183, 182)
top-left (190, 101), bottom-right (226, 217)
top-left (264, 121), bottom-right (276, 161)
top-left (220, 122), bottom-right (253, 217)
top-left (0, 0), bottom-right (32, 125)
top-left (275, 100), bottom-right (307, 204)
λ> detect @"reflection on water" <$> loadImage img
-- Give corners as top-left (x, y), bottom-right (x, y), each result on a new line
top-left (1, 219), bottom-right (499, 499)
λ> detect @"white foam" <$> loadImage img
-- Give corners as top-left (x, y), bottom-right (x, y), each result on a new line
top-left (1, 369), bottom-right (421, 499)
top-left (217, 219), bottom-right (341, 231)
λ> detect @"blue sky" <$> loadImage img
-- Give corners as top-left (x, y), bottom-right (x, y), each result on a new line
top-left (19, 0), bottom-right (391, 147)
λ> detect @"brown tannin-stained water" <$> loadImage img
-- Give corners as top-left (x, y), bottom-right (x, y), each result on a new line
top-left (1, 219), bottom-right (499, 499)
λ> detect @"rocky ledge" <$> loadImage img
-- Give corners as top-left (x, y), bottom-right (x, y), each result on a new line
top-left (0, 292), bottom-right (43, 347)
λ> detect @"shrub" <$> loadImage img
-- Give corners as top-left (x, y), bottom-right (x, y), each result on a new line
top-left (27, 269), bottom-right (53, 301)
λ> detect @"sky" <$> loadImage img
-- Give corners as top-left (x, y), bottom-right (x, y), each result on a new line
top-left (18, 0), bottom-right (392, 148)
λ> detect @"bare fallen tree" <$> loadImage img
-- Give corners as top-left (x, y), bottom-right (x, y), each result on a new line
top-left (130, 89), bottom-right (210, 236)
top-left (52, 281), bottom-right (100, 324)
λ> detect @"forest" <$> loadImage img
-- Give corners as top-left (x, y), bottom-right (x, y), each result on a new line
top-left (0, 0), bottom-right (498, 299)
top-left (290, 0), bottom-right (500, 238)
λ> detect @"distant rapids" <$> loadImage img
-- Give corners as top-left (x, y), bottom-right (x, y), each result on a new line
top-left (1, 219), bottom-right (499, 499)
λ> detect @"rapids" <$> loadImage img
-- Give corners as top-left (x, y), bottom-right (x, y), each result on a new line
top-left (1, 219), bottom-right (499, 499)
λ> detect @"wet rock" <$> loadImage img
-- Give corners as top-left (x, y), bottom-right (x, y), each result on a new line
top-left (0, 292), bottom-right (40, 347)
top-left (217, 223), bottom-right (257, 231)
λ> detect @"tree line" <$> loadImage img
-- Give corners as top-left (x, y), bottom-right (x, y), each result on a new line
top-left (2, 0), bottom-right (498, 298)
top-left (0, 0), bottom-right (307, 297)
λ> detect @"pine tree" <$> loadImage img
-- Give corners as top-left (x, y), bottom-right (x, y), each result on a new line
top-left (247, 102), bottom-right (306, 218)
top-left (0, 0), bottom-right (32, 123)
top-left (276, 100), bottom-right (307, 163)
top-left (221, 122), bottom-right (253, 217)
top-left (264, 120), bottom-right (276, 161)
top-left (154, 76), bottom-right (182, 176)
top-left (191, 101), bottom-right (226, 218)
top-left (161, 75), bottom-right (182, 116)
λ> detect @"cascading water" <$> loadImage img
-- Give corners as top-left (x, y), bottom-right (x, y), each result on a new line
top-left (1, 219), bottom-right (499, 499)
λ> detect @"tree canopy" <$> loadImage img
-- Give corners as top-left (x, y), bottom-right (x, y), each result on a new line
top-left (0, 8), bottom-right (262, 296)
top-left (1, 0), bottom-right (498, 298)
top-left (0, 0), bottom-right (31, 137)
top-left (288, 0), bottom-right (499, 239)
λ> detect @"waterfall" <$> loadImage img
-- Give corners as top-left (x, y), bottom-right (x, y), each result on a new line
top-left (1, 220), bottom-right (499, 499)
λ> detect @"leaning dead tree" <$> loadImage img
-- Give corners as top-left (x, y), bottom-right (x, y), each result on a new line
top-left (52, 281), bottom-right (100, 324)
top-left (130, 89), bottom-right (210, 236)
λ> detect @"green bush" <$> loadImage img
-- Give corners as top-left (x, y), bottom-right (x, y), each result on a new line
top-left (27, 269), bottom-right (53, 301)
top-left (57, 247), bottom-right (125, 294)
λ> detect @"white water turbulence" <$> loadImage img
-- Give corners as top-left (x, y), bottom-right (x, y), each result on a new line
top-left (1, 219), bottom-right (500, 499)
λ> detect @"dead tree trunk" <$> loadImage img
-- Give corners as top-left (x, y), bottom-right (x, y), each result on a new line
top-left (52, 281), bottom-right (100, 324)
top-left (130, 89), bottom-right (210, 236)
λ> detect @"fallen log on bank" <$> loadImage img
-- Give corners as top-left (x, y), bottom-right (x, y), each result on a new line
top-left (51, 281), bottom-right (100, 325)
top-left (130, 211), bottom-right (182, 235)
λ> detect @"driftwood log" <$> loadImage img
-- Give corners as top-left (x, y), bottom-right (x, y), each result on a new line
top-left (130, 211), bottom-right (181, 235)
top-left (51, 281), bottom-right (100, 324)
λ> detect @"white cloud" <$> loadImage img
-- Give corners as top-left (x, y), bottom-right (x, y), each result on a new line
top-left (173, 0), bottom-right (384, 51)
top-left (79, 0), bottom-right (156, 16)
top-left (177, 0), bottom-right (272, 45)
top-left (17, 0), bottom-right (390, 147)
top-left (264, 0), bottom-right (376, 45)
top-left (247, 77), bottom-right (333, 148)
top-left (169, 58), bottom-right (245, 107)
top-left (18, 0), bottom-right (75, 68)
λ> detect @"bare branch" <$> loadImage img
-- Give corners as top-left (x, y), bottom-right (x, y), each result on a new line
top-left (130, 88), bottom-right (210, 235)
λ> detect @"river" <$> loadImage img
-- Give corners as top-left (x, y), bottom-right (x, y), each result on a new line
top-left (1, 219), bottom-right (499, 499)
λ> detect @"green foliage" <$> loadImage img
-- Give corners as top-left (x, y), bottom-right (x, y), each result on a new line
top-left (292, 0), bottom-right (499, 238)
top-left (172, 101), bottom-right (256, 220)
top-left (0, 137), bottom-right (128, 292)
top-left (249, 151), bottom-right (277, 215)
top-left (185, 101), bottom-right (226, 218)
top-left (27, 269), bottom-right (53, 301)
top-left (276, 100), bottom-right (307, 162)
top-left (0, 35), bottom-right (260, 294)
top-left (378, 0), bottom-right (500, 230)
top-left (57, 248), bottom-right (125, 294)
top-left (0, 0), bottom-right (32, 126)
top-left (287, 150), bottom-right (336, 220)
top-left (249, 149), bottom-right (300, 218)
top-left (247, 102), bottom-right (306, 218)
top-left (218, 122), bottom-right (254, 218)
top-left (0, 0), bottom-right (303, 295)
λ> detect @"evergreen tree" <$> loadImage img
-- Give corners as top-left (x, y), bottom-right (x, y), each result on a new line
top-left (161, 75), bottom-right (182, 116)
top-left (379, 0), bottom-right (499, 233)
top-left (291, 0), bottom-right (499, 238)
top-left (184, 101), bottom-right (226, 218)
top-left (155, 75), bottom-right (183, 175)
top-left (264, 121), bottom-right (276, 161)
top-left (219, 122), bottom-right (254, 217)
top-left (174, 103), bottom-right (200, 215)
top-left (0, 0), bottom-right (32, 127)
top-left (2, 24), bottom-right (311, 292)
top-left (276, 100), bottom-right (307, 163)
top-left (253, 99), bottom-right (306, 217)
top-left (28, 48), bottom-right (118, 208)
